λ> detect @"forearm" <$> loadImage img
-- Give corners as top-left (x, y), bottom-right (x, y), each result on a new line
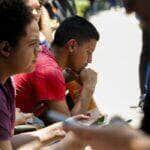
top-left (75, 127), bottom-right (144, 150)
top-left (95, 128), bottom-right (150, 150)
top-left (48, 100), bottom-right (71, 117)
top-left (11, 133), bottom-right (39, 149)
top-left (72, 85), bottom-right (93, 114)
top-left (40, 6), bottom-right (53, 43)
top-left (0, 140), bottom-right (12, 150)
top-left (11, 122), bottom-right (63, 149)
top-left (46, 131), bottom-right (86, 150)
top-left (31, 122), bottom-right (64, 142)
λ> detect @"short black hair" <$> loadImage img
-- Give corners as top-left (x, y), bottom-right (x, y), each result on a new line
top-left (0, 0), bottom-right (34, 47)
top-left (52, 16), bottom-right (100, 47)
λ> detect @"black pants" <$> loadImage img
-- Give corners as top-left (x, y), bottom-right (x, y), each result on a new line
top-left (139, 28), bottom-right (150, 95)
top-left (141, 93), bottom-right (150, 134)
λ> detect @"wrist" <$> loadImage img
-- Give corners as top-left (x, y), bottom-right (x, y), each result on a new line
top-left (82, 84), bottom-right (95, 95)
top-left (80, 86), bottom-right (93, 102)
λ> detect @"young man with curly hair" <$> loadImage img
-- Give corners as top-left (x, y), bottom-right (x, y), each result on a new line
top-left (0, 0), bottom-right (40, 149)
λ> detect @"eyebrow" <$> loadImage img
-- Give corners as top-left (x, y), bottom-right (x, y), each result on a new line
top-left (27, 37), bottom-right (39, 43)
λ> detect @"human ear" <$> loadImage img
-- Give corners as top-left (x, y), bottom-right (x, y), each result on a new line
top-left (67, 39), bottom-right (78, 53)
top-left (0, 41), bottom-right (12, 58)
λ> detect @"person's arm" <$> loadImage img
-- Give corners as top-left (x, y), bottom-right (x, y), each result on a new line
top-left (47, 100), bottom-right (71, 117)
top-left (40, 6), bottom-right (53, 44)
top-left (63, 122), bottom-right (150, 150)
top-left (33, 64), bottom-right (70, 118)
top-left (0, 140), bottom-right (12, 150)
top-left (71, 68), bottom-right (97, 115)
top-left (11, 122), bottom-right (64, 149)
top-left (39, 100), bottom-right (70, 126)
top-left (0, 106), bottom-right (16, 150)
top-left (12, 115), bottom-right (89, 150)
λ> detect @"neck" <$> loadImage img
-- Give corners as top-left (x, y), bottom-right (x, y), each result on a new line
top-left (0, 64), bottom-right (10, 85)
top-left (51, 46), bottom-right (68, 69)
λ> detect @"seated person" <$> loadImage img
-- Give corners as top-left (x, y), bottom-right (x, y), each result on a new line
top-left (0, 0), bottom-right (40, 149)
top-left (63, 68), bottom-right (99, 111)
top-left (14, 16), bottom-right (103, 125)
top-left (51, 1), bottom-right (150, 150)
top-left (0, 1), bottom-right (82, 149)
top-left (14, 45), bottom-right (69, 123)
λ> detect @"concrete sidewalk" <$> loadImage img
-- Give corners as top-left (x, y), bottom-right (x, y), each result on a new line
top-left (89, 8), bottom-right (143, 128)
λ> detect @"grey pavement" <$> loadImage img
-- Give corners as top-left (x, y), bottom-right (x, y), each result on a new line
top-left (89, 8), bottom-right (143, 128)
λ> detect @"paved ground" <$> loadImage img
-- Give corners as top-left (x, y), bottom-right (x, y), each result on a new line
top-left (89, 8), bottom-right (143, 128)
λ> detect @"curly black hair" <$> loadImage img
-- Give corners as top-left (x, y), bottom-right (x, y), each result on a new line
top-left (0, 0), bottom-right (34, 47)
top-left (52, 15), bottom-right (100, 48)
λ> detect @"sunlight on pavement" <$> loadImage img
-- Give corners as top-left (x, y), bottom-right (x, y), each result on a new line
top-left (89, 8), bottom-right (143, 127)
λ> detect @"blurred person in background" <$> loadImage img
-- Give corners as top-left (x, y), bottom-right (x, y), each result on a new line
top-left (123, 0), bottom-right (150, 134)
top-left (124, 0), bottom-right (150, 108)
top-left (27, 0), bottom-right (55, 48)
top-left (75, 0), bottom-right (90, 18)
top-left (108, 0), bottom-right (117, 8)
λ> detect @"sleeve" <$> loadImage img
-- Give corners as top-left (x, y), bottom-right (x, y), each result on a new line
top-left (0, 125), bottom-right (11, 141)
top-left (32, 67), bottom-right (66, 102)
top-left (0, 109), bottom-right (12, 141)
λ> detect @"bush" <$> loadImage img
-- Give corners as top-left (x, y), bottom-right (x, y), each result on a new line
top-left (75, 0), bottom-right (90, 17)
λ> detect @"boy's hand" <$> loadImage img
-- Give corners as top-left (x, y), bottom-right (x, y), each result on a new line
top-left (80, 68), bottom-right (97, 94)
top-left (15, 108), bottom-right (33, 125)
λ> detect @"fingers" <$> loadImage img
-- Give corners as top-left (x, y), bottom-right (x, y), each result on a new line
top-left (63, 121), bottom-right (90, 138)
top-left (63, 114), bottom-right (91, 133)
top-left (80, 68), bottom-right (97, 76)
top-left (23, 113), bottom-right (33, 120)
top-left (72, 114), bottom-right (90, 120)
top-left (80, 68), bottom-right (97, 88)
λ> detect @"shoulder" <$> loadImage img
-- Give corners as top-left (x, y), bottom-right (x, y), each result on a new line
top-left (34, 48), bottom-right (64, 83)
top-left (34, 66), bottom-right (65, 87)
top-left (13, 73), bottom-right (33, 90)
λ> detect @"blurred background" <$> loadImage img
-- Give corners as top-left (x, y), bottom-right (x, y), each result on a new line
top-left (41, 0), bottom-right (124, 21)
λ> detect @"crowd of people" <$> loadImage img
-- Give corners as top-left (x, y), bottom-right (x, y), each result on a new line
top-left (0, 0), bottom-right (150, 149)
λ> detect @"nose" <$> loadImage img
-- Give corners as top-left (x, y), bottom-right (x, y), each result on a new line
top-left (87, 54), bottom-right (92, 63)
